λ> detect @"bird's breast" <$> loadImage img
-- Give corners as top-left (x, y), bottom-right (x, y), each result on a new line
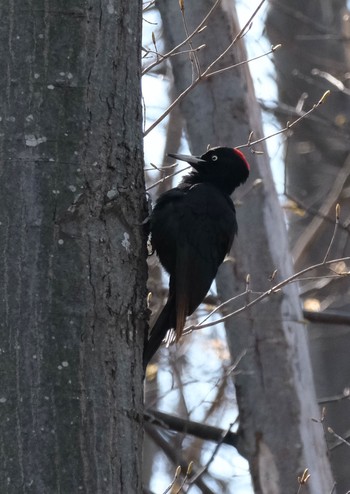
top-left (150, 183), bottom-right (237, 275)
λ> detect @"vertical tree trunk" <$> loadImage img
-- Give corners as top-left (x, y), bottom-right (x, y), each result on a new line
top-left (0, 1), bottom-right (146, 493)
top-left (266, 2), bottom-right (350, 490)
top-left (156, 1), bottom-right (334, 492)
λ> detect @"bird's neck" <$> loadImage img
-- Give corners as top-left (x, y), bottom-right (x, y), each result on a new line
top-left (182, 171), bottom-right (234, 195)
top-left (182, 171), bottom-right (202, 187)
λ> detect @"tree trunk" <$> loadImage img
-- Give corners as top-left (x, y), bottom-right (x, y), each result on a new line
top-left (156, 1), bottom-right (334, 492)
top-left (0, 1), bottom-right (146, 493)
top-left (266, 2), bottom-right (350, 490)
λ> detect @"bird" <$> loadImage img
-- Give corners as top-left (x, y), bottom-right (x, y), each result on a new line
top-left (144, 146), bottom-right (250, 369)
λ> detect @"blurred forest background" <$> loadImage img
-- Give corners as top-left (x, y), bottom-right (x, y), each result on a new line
top-left (1, 0), bottom-right (349, 493)
top-left (143, 1), bottom-right (350, 493)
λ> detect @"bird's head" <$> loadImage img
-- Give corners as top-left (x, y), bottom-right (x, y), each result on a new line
top-left (168, 146), bottom-right (250, 194)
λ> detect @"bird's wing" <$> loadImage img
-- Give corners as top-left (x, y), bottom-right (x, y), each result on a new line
top-left (176, 184), bottom-right (237, 324)
top-left (150, 187), bottom-right (186, 275)
top-left (151, 183), bottom-right (237, 341)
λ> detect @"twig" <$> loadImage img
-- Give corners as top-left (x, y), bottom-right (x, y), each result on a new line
top-left (323, 204), bottom-right (340, 263)
top-left (145, 424), bottom-right (215, 494)
top-left (284, 192), bottom-right (349, 234)
top-left (328, 427), bottom-right (350, 448)
top-left (144, 77), bottom-right (201, 136)
top-left (318, 388), bottom-right (350, 404)
top-left (185, 350), bottom-right (245, 416)
top-left (143, 44), bottom-right (206, 63)
top-left (312, 68), bottom-right (350, 96)
top-left (181, 273), bottom-right (350, 337)
top-left (311, 407), bottom-right (329, 450)
top-left (245, 273), bottom-right (251, 307)
top-left (205, 44), bottom-right (281, 78)
top-left (145, 409), bottom-right (239, 447)
top-left (292, 152), bottom-right (350, 265)
top-left (179, 0), bottom-right (201, 80)
top-left (143, 0), bottom-right (156, 12)
top-left (196, 285), bottom-right (250, 327)
top-left (162, 461), bottom-right (193, 494)
top-left (188, 422), bottom-right (236, 486)
top-left (142, 0), bottom-right (221, 76)
top-left (174, 461), bottom-right (193, 494)
top-left (201, 0), bottom-right (266, 77)
top-left (146, 166), bottom-right (190, 191)
top-left (144, 0), bottom-right (266, 136)
top-left (184, 256), bottom-right (350, 333)
top-left (236, 90), bottom-right (331, 150)
top-left (288, 273), bottom-right (348, 283)
top-left (296, 469), bottom-right (311, 494)
top-left (145, 162), bottom-right (179, 172)
top-left (163, 466), bottom-right (182, 494)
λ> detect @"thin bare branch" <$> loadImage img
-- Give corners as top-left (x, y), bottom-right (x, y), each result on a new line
top-left (318, 388), bottom-right (350, 404)
top-left (145, 409), bottom-right (239, 447)
top-left (163, 465), bottom-right (181, 494)
top-left (142, 0), bottom-right (221, 76)
top-left (201, 0), bottom-right (266, 77)
top-left (205, 44), bottom-right (281, 78)
top-left (143, 1), bottom-right (156, 12)
top-left (144, 424), bottom-right (215, 494)
top-left (188, 422), bottom-right (236, 486)
top-left (184, 256), bottom-right (350, 333)
top-left (236, 90), bottom-right (331, 150)
top-left (174, 461), bottom-right (193, 494)
top-left (145, 162), bottom-right (179, 172)
top-left (312, 68), bottom-right (350, 96)
top-left (197, 285), bottom-right (250, 327)
top-left (297, 469), bottom-right (311, 494)
top-left (293, 153), bottom-right (350, 265)
top-left (179, 0), bottom-right (201, 79)
top-left (143, 44), bottom-right (206, 63)
top-left (146, 166), bottom-right (190, 192)
top-left (330, 482), bottom-right (337, 494)
top-left (328, 427), bottom-right (350, 448)
top-left (144, 77), bottom-right (201, 136)
top-left (284, 192), bottom-right (350, 234)
top-left (323, 204), bottom-right (340, 263)
top-left (144, 0), bottom-right (266, 136)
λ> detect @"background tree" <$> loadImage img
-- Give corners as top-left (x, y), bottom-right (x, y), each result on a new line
top-left (143, 1), bottom-right (340, 492)
top-left (0, 1), bottom-right (146, 492)
top-left (266, 1), bottom-right (350, 490)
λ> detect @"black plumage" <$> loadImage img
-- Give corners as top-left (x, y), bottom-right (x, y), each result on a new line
top-left (144, 146), bottom-right (250, 369)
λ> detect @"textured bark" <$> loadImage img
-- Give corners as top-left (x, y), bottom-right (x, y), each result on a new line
top-left (156, 1), bottom-right (334, 492)
top-left (266, 2), bottom-right (350, 490)
top-left (0, 1), bottom-right (146, 493)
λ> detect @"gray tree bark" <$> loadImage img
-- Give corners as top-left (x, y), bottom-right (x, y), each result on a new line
top-left (0, 1), bottom-right (146, 493)
top-left (156, 1), bottom-right (334, 492)
top-left (266, 2), bottom-right (350, 490)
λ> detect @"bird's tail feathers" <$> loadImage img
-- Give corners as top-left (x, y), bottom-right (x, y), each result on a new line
top-left (175, 295), bottom-right (187, 342)
top-left (144, 247), bottom-right (193, 369)
top-left (174, 247), bottom-right (190, 341)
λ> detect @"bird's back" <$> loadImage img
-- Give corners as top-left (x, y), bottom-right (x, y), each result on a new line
top-left (151, 182), bottom-right (237, 319)
top-left (144, 146), bottom-right (249, 369)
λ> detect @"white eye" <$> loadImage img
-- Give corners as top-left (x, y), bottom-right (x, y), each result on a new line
top-left (211, 155), bottom-right (218, 161)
